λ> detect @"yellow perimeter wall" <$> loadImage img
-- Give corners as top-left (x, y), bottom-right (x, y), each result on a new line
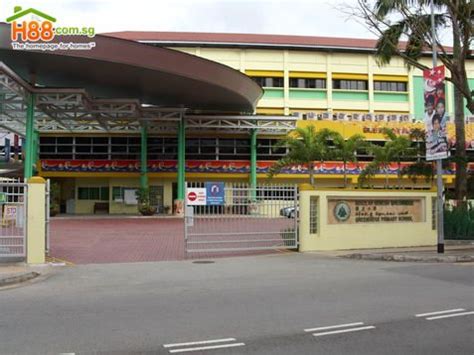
top-left (299, 188), bottom-right (436, 251)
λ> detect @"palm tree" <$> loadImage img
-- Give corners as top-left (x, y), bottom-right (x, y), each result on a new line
top-left (268, 126), bottom-right (333, 186)
top-left (330, 132), bottom-right (367, 187)
top-left (359, 128), bottom-right (413, 188)
top-left (382, 128), bottom-right (413, 187)
top-left (401, 128), bottom-right (435, 184)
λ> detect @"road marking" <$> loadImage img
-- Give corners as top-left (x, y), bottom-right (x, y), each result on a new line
top-left (415, 308), bottom-right (465, 317)
top-left (164, 338), bottom-right (245, 353)
top-left (168, 343), bottom-right (245, 353)
top-left (164, 338), bottom-right (237, 348)
top-left (426, 311), bottom-right (474, 321)
top-left (313, 325), bottom-right (376, 337)
top-left (304, 322), bottom-right (364, 332)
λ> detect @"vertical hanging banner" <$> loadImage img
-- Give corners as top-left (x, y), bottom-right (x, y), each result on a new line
top-left (423, 65), bottom-right (449, 161)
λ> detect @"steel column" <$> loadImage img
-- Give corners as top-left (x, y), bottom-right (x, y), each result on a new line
top-left (23, 93), bottom-right (35, 179)
top-left (250, 129), bottom-right (257, 201)
top-left (140, 125), bottom-right (149, 189)
top-left (177, 117), bottom-right (186, 200)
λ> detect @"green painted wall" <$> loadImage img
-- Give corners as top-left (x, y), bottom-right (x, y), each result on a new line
top-left (263, 88), bottom-right (284, 99)
top-left (374, 92), bottom-right (409, 102)
top-left (332, 90), bottom-right (368, 101)
top-left (413, 76), bottom-right (424, 121)
top-left (464, 79), bottom-right (474, 116)
top-left (289, 89), bottom-right (327, 100)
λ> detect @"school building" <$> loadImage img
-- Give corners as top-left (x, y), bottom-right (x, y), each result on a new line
top-left (28, 32), bottom-right (474, 214)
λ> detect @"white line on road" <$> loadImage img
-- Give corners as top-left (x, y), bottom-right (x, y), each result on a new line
top-left (164, 338), bottom-right (237, 348)
top-left (168, 343), bottom-right (245, 353)
top-left (313, 325), bottom-right (376, 337)
top-left (415, 308), bottom-right (465, 317)
top-left (304, 322), bottom-right (365, 332)
top-left (426, 311), bottom-right (474, 321)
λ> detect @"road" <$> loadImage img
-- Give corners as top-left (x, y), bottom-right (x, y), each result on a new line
top-left (0, 253), bottom-right (473, 354)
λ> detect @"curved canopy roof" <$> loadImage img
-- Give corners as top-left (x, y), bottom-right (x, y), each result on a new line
top-left (0, 23), bottom-right (262, 113)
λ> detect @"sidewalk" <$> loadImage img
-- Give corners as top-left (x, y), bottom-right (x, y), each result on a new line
top-left (330, 241), bottom-right (474, 263)
top-left (0, 259), bottom-right (63, 289)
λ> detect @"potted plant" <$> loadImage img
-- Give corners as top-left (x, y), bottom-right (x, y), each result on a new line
top-left (136, 187), bottom-right (157, 216)
top-left (49, 182), bottom-right (61, 216)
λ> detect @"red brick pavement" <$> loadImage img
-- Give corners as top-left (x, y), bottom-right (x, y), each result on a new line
top-left (50, 218), bottom-right (185, 264)
top-left (50, 216), bottom-right (296, 264)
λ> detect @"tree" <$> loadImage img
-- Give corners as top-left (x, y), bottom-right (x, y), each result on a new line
top-left (268, 126), bottom-right (333, 186)
top-left (330, 132), bottom-right (367, 187)
top-left (358, 128), bottom-right (413, 187)
top-left (401, 128), bottom-right (435, 183)
top-left (342, 0), bottom-right (473, 201)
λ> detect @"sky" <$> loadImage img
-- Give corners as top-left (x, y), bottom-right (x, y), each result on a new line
top-left (1, 0), bottom-right (378, 38)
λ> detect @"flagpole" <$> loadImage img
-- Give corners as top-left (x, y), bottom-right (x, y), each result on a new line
top-left (431, 0), bottom-right (444, 253)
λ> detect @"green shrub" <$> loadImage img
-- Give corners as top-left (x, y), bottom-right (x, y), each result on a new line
top-left (444, 204), bottom-right (474, 240)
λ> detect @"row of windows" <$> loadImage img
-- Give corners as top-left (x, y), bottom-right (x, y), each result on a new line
top-left (251, 77), bottom-right (407, 92)
top-left (77, 187), bottom-right (109, 201)
top-left (39, 137), bottom-right (289, 161)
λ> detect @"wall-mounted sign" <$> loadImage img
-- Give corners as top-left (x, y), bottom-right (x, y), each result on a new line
top-left (205, 182), bottom-right (225, 205)
top-left (328, 198), bottom-right (424, 224)
top-left (2, 204), bottom-right (18, 226)
top-left (186, 188), bottom-right (206, 206)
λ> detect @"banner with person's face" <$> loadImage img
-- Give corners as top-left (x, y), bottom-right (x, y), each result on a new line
top-left (424, 65), bottom-right (449, 161)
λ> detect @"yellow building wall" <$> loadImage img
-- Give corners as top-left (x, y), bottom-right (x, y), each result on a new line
top-left (173, 46), bottom-right (474, 119)
top-left (299, 188), bottom-right (437, 251)
top-left (73, 177), bottom-right (174, 215)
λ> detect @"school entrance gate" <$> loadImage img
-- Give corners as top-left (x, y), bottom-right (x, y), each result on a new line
top-left (0, 179), bottom-right (27, 260)
top-left (184, 182), bottom-right (298, 257)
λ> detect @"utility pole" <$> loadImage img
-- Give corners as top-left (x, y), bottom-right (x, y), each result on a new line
top-left (431, 0), bottom-right (444, 253)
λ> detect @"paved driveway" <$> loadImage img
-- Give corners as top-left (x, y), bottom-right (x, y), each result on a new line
top-left (50, 216), bottom-right (294, 264)
top-left (50, 217), bottom-right (185, 264)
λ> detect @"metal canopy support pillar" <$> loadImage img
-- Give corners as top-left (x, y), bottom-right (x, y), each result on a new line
top-left (24, 93), bottom-right (35, 179)
top-left (250, 128), bottom-right (257, 201)
top-left (175, 116), bottom-right (186, 216)
top-left (140, 125), bottom-right (149, 190)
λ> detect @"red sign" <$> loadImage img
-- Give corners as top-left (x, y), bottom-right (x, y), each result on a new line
top-left (188, 191), bottom-right (197, 202)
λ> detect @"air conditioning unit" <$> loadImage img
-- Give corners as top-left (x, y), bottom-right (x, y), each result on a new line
top-left (321, 112), bottom-right (330, 120)
top-left (363, 113), bottom-right (374, 122)
top-left (307, 112), bottom-right (316, 120)
top-left (352, 113), bottom-right (360, 121)
top-left (337, 113), bottom-right (346, 121)
top-left (388, 114), bottom-right (398, 122)
top-left (376, 114), bottom-right (386, 122)
top-left (291, 111), bottom-right (303, 119)
top-left (401, 114), bottom-right (410, 122)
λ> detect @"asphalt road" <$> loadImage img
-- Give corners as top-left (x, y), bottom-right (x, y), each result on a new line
top-left (0, 253), bottom-right (473, 354)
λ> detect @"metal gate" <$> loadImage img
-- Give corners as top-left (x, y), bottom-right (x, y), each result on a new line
top-left (184, 182), bottom-right (298, 257)
top-left (0, 179), bottom-right (27, 260)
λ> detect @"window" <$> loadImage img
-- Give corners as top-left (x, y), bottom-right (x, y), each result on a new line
top-left (251, 77), bottom-right (284, 88)
top-left (257, 139), bottom-right (287, 160)
top-left (310, 196), bottom-right (318, 234)
top-left (374, 81), bottom-right (407, 92)
top-left (289, 78), bottom-right (326, 89)
top-left (77, 187), bottom-right (109, 200)
top-left (333, 79), bottom-right (368, 90)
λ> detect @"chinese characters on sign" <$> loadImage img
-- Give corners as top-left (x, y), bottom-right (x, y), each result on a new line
top-left (328, 198), bottom-right (424, 224)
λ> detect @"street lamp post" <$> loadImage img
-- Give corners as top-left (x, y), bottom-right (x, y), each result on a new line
top-left (431, 0), bottom-right (445, 253)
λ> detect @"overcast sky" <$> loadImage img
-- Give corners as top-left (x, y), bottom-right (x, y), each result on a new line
top-left (2, 0), bottom-right (377, 38)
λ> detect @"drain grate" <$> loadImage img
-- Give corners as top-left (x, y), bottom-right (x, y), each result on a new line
top-left (192, 260), bottom-right (215, 264)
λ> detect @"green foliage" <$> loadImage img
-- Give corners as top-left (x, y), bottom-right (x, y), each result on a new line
top-left (444, 204), bottom-right (474, 240)
top-left (49, 181), bottom-right (60, 216)
top-left (268, 126), bottom-right (334, 185)
top-left (358, 128), bottom-right (413, 187)
top-left (136, 187), bottom-right (156, 216)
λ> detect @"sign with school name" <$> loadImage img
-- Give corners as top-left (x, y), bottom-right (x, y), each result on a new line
top-left (328, 198), bottom-right (424, 224)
